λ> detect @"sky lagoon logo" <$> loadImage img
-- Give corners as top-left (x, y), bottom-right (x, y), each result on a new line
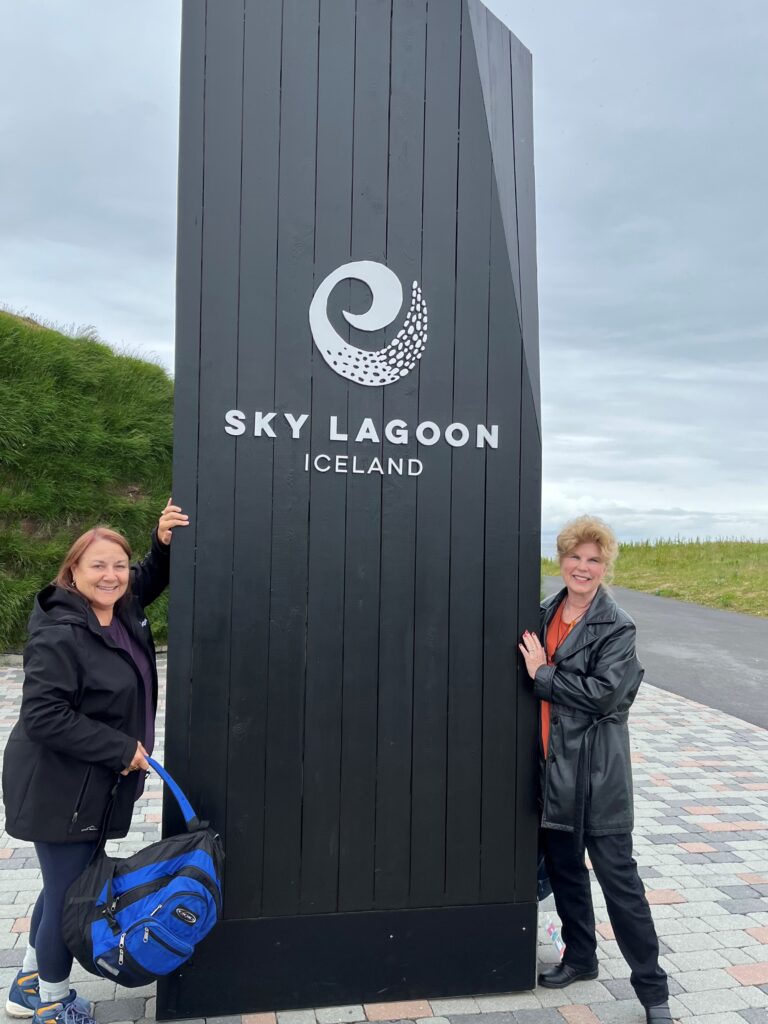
top-left (223, 260), bottom-right (499, 477)
top-left (309, 260), bottom-right (428, 386)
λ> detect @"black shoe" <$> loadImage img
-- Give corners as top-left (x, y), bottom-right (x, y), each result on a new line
top-left (645, 1004), bottom-right (673, 1023)
top-left (537, 962), bottom-right (599, 988)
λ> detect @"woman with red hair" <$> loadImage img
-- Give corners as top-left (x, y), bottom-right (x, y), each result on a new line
top-left (2, 502), bottom-right (188, 1024)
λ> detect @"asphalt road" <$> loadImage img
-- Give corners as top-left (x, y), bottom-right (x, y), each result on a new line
top-left (543, 577), bottom-right (768, 731)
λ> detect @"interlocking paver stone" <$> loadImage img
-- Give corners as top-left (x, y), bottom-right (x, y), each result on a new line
top-left (365, 1003), bottom-right (432, 1020)
top-left (723, 949), bottom-right (763, 966)
top-left (2, 664), bottom-right (768, 1024)
top-left (596, 981), bottom-right (633, 1002)
top-left (557, 1008), bottom-right (601, 1024)
top-left (738, 1010), bottom-right (768, 1023)
top-left (277, 1012), bottom-right (317, 1024)
top-left (73, 979), bottom-right (120, 1002)
top-left (474, 996), bottom-right (540, 1012)
top-left (429, 1002), bottom-right (480, 1017)
top-left (676, 988), bottom-right (749, 1014)
top-left (582, 1001), bottom-right (643, 1024)
top-left (532, 990), bottom-right (573, 1009)
top-left (94, 998), bottom-right (148, 1023)
top-left (443, 1014), bottom-right (515, 1024)
top-left (509, 1012), bottom-right (563, 1024)
top-left (315, 1008), bottom-right (366, 1024)
top-left (728, 964), bottom-right (768, 986)
top-left (680, 1014), bottom-right (751, 1024)
top-left (675, 969), bottom-right (739, 992)
top-left (739, 985), bottom-right (768, 1007)
top-left (667, 950), bottom-right (731, 971)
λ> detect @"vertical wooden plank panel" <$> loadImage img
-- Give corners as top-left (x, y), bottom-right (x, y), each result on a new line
top-left (510, 36), bottom-right (540, 427)
top-left (515, 366), bottom-right (541, 902)
top-left (187, 0), bottom-right (244, 848)
top-left (410, 0), bottom-right (461, 907)
top-left (224, 0), bottom-right (283, 920)
top-left (444, 0), bottom-right (492, 904)
top-left (511, 35), bottom-right (541, 902)
top-left (373, 0), bottom-right (427, 910)
top-left (165, 0), bottom-right (206, 837)
top-left (480, 178), bottom-right (522, 902)
top-left (261, 0), bottom-right (319, 917)
top-left (337, 0), bottom-right (391, 912)
top-left (485, 12), bottom-right (522, 331)
top-left (166, 2), bottom-right (541, 1011)
top-left (467, 0), bottom-right (489, 98)
top-left (300, 0), bottom-right (355, 914)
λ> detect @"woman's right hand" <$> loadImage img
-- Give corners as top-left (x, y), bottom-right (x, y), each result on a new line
top-left (519, 630), bottom-right (547, 680)
top-left (121, 741), bottom-right (150, 775)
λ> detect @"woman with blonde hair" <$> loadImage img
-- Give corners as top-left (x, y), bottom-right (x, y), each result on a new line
top-left (519, 516), bottom-right (671, 1024)
top-left (2, 502), bottom-right (188, 1024)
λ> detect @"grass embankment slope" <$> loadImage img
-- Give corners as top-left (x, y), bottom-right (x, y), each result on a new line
top-left (0, 311), bottom-right (173, 651)
top-left (542, 539), bottom-right (768, 618)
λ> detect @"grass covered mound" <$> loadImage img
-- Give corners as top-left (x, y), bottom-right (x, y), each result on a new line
top-left (542, 539), bottom-right (768, 618)
top-left (0, 311), bottom-right (173, 650)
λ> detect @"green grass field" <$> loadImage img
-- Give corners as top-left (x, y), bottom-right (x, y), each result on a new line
top-left (542, 539), bottom-right (768, 617)
top-left (0, 311), bottom-right (173, 650)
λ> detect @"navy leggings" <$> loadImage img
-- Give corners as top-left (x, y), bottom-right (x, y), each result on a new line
top-left (30, 842), bottom-right (97, 983)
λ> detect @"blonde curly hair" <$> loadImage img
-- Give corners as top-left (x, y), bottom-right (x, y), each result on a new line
top-left (556, 515), bottom-right (619, 580)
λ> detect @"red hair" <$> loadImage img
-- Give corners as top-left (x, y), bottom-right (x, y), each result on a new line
top-left (54, 527), bottom-right (132, 592)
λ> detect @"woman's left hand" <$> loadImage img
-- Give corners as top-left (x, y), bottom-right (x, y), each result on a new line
top-left (519, 630), bottom-right (547, 680)
top-left (158, 498), bottom-right (190, 546)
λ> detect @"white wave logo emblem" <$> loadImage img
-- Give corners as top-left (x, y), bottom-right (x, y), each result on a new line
top-left (309, 260), bottom-right (428, 386)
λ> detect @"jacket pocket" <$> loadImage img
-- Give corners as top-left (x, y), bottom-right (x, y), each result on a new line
top-left (67, 767), bottom-right (93, 834)
top-left (1, 735), bottom-right (39, 830)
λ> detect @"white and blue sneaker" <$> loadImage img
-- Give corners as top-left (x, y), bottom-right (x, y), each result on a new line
top-left (5, 975), bottom-right (92, 1024)
top-left (32, 994), bottom-right (95, 1024)
top-left (6, 971), bottom-right (40, 1018)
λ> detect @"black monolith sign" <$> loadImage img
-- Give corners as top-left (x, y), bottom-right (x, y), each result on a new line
top-left (162, 0), bottom-right (541, 1017)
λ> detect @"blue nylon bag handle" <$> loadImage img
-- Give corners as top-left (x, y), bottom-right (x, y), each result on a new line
top-left (146, 757), bottom-right (201, 830)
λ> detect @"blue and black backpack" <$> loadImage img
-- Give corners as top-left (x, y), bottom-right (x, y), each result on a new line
top-left (63, 758), bottom-right (224, 987)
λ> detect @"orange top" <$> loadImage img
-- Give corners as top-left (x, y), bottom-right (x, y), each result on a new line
top-left (541, 601), bottom-right (578, 756)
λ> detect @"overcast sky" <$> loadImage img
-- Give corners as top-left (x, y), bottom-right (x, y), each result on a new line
top-left (2, 1), bottom-right (766, 544)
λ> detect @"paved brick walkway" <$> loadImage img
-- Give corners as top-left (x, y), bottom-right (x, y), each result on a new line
top-left (1, 659), bottom-right (767, 1024)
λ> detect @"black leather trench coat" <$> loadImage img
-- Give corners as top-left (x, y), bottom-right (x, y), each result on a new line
top-left (534, 585), bottom-right (644, 838)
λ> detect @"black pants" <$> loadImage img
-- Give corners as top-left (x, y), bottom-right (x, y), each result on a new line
top-left (541, 828), bottom-right (668, 1008)
top-left (31, 841), bottom-right (97, 983)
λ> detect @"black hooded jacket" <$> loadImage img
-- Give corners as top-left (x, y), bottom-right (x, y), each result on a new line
top-left (534, 585), bottom-right (644, 837)
top-left (2, 531), bottom-right (169, 843)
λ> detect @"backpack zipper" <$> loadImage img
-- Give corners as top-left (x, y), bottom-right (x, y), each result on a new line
top-left (96, 865), bottom-right (221, 923)
top-left (144, 928), bottom-right (190, 956)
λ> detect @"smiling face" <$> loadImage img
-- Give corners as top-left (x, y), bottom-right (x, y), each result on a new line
top-left (560, 541), bottom-right (607, 603)
top-left (72, 539), bottom-right (130, 618)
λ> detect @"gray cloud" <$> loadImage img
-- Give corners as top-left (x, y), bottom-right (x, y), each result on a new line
top-left (1, 1), bottom-right (766, 540)
top-left (490, 0), bottom-right (768, 540)
top-left (0, 1), bottom-right (180, 365)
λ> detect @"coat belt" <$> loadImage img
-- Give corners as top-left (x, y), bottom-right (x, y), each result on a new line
top-left (572, 710), bottom-right (629, 849)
